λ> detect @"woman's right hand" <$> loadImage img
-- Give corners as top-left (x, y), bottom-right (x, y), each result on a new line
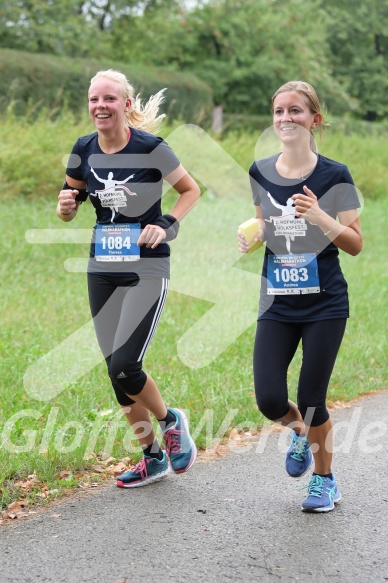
top-left (237, 230), bottom-right (251, 253)
top-left (58, 189), bottom-right (78, 216)
top-left (237, 222), bottom-right (264, 253)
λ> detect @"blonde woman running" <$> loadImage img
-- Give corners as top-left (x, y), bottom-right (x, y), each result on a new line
top-left (57, 69), bottom-right (200, 487)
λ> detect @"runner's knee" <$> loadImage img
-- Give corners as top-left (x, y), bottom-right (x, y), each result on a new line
top-left (298, 403), bottom-right (329, 427)
top-left (109, 358), bottom-right (147, 396)
top-left (256, 394), bottom-right (289, 422)
top-left (112, 384), bottom-right (136, 407)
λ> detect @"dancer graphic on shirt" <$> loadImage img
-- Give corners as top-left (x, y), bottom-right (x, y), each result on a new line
top-left (267, 192), bottom-right (297, 253)
top-left (91, 168), bottom-right (136, 220)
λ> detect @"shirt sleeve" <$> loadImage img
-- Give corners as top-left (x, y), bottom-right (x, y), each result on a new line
top-left (65, 139), bottom-right (84, 182)
top-left (249, 162), bottom-right (266, 206)
top-left (150, 137), bottom-right (181, 178)
top-left (334, 165), bottom-right (361, 213)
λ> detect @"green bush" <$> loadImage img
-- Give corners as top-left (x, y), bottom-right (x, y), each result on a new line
top-left (0, 48), bottom-right (213, 124)
top-left (1, 108), bottom-right (387, 200)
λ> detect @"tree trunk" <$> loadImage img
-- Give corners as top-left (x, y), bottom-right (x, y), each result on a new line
top-left (212, 105), bottom-right (223, 134)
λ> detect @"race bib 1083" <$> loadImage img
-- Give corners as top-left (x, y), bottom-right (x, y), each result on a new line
top-left (267, 253), bottom-right (320, 295)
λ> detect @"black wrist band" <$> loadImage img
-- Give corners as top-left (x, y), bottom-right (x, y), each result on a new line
top-left (62, 181), bottom-right (89, 202)
top-left (153, 214), bottom-right (180, 241)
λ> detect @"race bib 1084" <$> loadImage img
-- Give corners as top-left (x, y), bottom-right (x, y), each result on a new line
top-left (95, 223), bottom-right (141, 262)
top-left (267, 253), bottom-right (320, 295)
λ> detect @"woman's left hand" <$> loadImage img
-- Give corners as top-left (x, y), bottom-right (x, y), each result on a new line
top-left (137, 224), bottom-right (167, 249)
top-left (292, 185), bottom-right (324, 224)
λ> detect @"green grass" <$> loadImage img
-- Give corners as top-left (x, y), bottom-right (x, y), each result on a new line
top-left (0, 115), bottom-right (387, 509)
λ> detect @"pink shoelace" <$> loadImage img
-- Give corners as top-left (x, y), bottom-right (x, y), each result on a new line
top-left (132, 457), bottom-right (151, 478)
top-left (164, 428), bottom-right (184, 455)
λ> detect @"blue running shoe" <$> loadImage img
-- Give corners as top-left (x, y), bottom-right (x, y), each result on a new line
top-left (163, 407), bottom-right (197, 474)
top-left (285, 430), bottom-right (312, 477)
top-left (116, 451), bottom-right (170, 488)
top-left (302, 474), bottom-right (341, 512)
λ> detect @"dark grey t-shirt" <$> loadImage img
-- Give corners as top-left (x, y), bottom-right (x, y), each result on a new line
top-left (249, 153), bottom-right (361, 321)
top-left (66, 127), bottom-right (181, 278)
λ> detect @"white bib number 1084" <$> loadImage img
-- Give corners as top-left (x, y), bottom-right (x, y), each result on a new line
top-left (100, 236), bottom-right (131, 251)
top-left (95, 222), bottom-right (140, 262)
top-left (273, 267), bottom-right (308, 283)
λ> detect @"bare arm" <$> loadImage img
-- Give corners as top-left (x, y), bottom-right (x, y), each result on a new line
top-left (56, 175), bottom-right (87, 222)
top-left (163, 165), bottom-right (201, 221)
top-left (292, 186), bottom-right (363, 256)
top-left (317, 209), bottom-right (363, 256)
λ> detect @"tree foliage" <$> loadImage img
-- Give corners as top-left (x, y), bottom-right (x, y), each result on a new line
top-left (0, 0), bottom-right (387, 120)
top-left (0, 48), bottom-right (213, 123)
top-left (322, 0), bottom-right (388, 120)
top-left (105, 0), bottom-right (348, 116)
top-left (0, 0), bottom-right (107, 56)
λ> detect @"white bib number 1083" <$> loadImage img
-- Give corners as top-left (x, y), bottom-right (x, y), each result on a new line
top-left (267, 253), bottom-right (320, 294)
top-left (273, 267), bottom-right (308, 283)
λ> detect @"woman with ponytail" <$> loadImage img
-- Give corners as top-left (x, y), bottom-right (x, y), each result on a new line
top-left (238, 81), bottom-right (363, 512)
top-left (57, 69), bottom-right (200, 488)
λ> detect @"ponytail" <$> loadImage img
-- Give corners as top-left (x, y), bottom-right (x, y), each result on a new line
top-left (125, 89), bottom-right (166, 133)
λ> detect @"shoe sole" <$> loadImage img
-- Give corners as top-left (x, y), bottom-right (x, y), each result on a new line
top-left (169, 408), bottom-right (197, 474)
top-left (116, 467), bottom-right (170, 488)
top-left (302, 493), bottom-right (342, 513)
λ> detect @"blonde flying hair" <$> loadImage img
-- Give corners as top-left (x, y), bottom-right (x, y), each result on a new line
top-left (271, 81), bottom-right (328, 152)
top-left (90, 69), bottom-right (166, 134)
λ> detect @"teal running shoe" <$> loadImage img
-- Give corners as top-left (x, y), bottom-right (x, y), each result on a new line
top-left (285, 430), bottom-right (312, 477)
top-left (163, 407), bottom-right (197, 474)
top-left (302, 474), bottom-right (341, 512)
top-left (116, 451), bottom-right (170, 488)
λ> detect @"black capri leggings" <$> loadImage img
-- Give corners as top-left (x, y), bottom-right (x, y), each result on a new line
top-left (88, 273), bottom-right (168, 406)
top-left (253, 318), bottom-right (347, 427)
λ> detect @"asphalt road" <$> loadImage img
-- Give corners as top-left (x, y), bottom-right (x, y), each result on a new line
top-left (1, 391), bottom-right (387, 583)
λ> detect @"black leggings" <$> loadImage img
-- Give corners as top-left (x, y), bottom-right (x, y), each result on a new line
top-left (253, 318), bottom-right (347, 427)
top-left (88, 273), bottom-right (168, 406)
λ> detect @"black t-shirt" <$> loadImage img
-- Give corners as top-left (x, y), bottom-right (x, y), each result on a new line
top-left (249, 153), bottom-right (361, 322)
top-left (66, 127), bottom-right (180, 272)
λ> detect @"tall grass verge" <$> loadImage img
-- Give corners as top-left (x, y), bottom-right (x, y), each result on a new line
top-left (1, 111), bottom-right (388, 200)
